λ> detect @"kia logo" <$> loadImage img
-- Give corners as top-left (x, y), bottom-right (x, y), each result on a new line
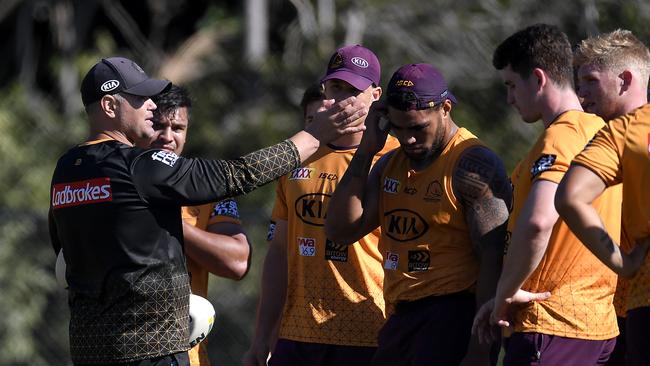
top-left (295, 193), bottom-right (330, 226)
top-left (351, 57), bottom-right (369, 68)
top-left (100, 80), bottom-right (120, 92)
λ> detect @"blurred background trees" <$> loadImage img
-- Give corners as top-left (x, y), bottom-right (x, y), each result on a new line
top-left (0, 0), bottom-right (648, 364)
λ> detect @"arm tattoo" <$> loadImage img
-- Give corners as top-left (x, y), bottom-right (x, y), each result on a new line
top-left (453, 146), bottom-right (512, 253)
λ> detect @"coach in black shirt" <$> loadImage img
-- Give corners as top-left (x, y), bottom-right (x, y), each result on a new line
top-left (49, 56), bottom-right (367, 365)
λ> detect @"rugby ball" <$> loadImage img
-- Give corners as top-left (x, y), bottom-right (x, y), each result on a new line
top-left (189, 294), bottom-right (215, 347)
top-left (55, 250), bottom-right (68, 288)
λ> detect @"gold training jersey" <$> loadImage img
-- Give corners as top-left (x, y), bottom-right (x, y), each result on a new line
top-left (509, 110), bottom-right (621, 340)
top-left (182, 200), bottom-right (242, 366)
top-left (379, 128), bottom-right (481, 303)
top-left (272, 137), bottom-right (399, 347)
top-left (573, 103), bottom-right (650, 312)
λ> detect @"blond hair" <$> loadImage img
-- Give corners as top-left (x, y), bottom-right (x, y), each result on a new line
top-left (574, 29), bottom-right (650, 82)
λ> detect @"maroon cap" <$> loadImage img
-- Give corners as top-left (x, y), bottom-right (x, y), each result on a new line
top-left (320, 45), bottom-right (381, 91)
top-left (80, 57), bottom-right (171, 106)
top-left (386, 63), bottom-right (457, 111)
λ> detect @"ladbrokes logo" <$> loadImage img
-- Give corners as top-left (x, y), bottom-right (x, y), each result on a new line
top-left (295, 193), bottom-right (330, 226)
top-left (383, 208), bottom-right (429, 242)
top-left (51, 178), bottom-right (112, 209)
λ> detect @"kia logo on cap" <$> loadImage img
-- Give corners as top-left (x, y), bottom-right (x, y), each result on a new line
top-left (351, 57), bottom-right (369, 68)
top-left (101, 80), bottom-right (120, 92)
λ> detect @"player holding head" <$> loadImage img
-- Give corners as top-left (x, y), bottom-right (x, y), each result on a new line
top-left (326, 62), bottom-right (511, 365)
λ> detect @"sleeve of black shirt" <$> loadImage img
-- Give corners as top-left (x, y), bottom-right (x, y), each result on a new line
top-left (131, 140), bottom-right (300, 205)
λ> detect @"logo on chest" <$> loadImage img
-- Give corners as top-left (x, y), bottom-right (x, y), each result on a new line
top-left (423, 180), bottom-right (443, 202)
top-left (298, 237), bottom-right (316, 256)
top-left (290, 168), bottom-right (314, 180)
top-left (383, 177), bottom-right (401, 194)
top-left (295, 193), bottom-right (330, 226)
top-left (383, 209), bottom-right (429, 242)
top-left (408, 250), bottom-right (430, 272)
top-left (325, 239), bottom-right (348, 262)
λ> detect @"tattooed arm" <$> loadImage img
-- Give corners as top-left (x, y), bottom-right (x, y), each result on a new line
top-left (556, 164), bottom-right (650, 277)
top-left (453, 146), bottom-right (510, 364)
top-left (453, 145), bottom-right (511, 308)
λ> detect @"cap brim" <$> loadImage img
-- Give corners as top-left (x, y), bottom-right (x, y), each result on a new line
top-left (321, 70), bottom-right (373, 91)
top-left (123, 79), bottom-right (171, 98)
top-left (447, 91), bottom-right (458, 104)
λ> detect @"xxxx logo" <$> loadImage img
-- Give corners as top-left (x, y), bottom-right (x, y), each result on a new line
top-left (290, 168), bottom-right (314, 180)
top-left (383, 177), bottom-right (401, 194)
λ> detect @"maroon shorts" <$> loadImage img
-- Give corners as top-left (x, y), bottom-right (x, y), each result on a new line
top-left (504, 332), bottom-right (615, 366)
top-left (268, 338), bottom-right (376, 366)
top-left (604, 316), bottom-right (626, 366)
top-left (371, 291), bottom-right (475, 366)
top-left (626, 306), bottom-right (650, 366)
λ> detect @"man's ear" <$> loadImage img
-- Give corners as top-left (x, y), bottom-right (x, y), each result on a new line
top-left (441, 99), bottom-right (452, 116)
top-left (532, 68), bottom-right (547, 91)
top-left (100, 95), bottom-right (119, 118)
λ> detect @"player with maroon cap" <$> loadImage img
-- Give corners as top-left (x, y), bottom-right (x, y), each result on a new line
top-left (245, 45), bottom-right (399, 366)
top-left (326, 63), bottom-right (511, 365)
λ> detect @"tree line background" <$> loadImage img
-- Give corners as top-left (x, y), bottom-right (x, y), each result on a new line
top-left (1, 0), bottom-right (649, 364)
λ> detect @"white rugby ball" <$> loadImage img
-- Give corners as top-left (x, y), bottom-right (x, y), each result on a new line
top-left (189, 294), bottom-right (215, 347)
top-left (55, 250), bottom-right (68, 288)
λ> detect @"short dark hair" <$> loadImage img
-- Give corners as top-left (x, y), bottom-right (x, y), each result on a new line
top-left (300, 84), bottom-right (325, 117)
top-left (152, 84), bottom-right (192, 121)
top-left (493, 24), bottom-right (574, 87)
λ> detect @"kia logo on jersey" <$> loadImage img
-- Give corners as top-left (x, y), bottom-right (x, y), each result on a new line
top-left (383, 208), bottom-right (429, 242)
top-left (295, 193), bottom-right (330, 226)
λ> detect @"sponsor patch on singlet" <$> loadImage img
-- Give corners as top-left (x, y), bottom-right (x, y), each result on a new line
top-left (289, 167), bottom-right (314, 180)
top-left (51, 178), bottom-right (112, 209)
top-left (384, 251), bottom-right (399, 270)
top-left (298, 237), bottom-right (316, 256)
top-left (408, 250), bottom-right (430, 272)
top-left (211, 199), bottom-right (240, 219)
top-left (530, 154), bottom-right (557, 179)
top-left (324, 239), bottom-right (348, 262)
top-left (150, 150), bottom-right (179, 167)
top-left (383, 177), bottom-right (401, 194)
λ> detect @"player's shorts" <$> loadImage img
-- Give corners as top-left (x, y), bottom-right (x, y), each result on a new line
top-left (371, 290), bottom-right (475, 366)
top-left (504, 332), bottom-right (615, 366)
top-left (605, 316), bottom-right (626, 366)
top-left (269, 339), bottom-right (376, 366)
top-left (626, 306), bottom-right (650, 366)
